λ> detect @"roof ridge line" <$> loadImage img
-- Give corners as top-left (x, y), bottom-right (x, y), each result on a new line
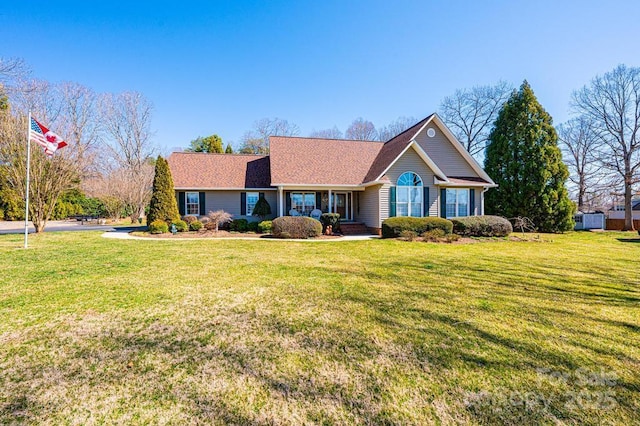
top-left (383, 114), bottom-right (434, 144)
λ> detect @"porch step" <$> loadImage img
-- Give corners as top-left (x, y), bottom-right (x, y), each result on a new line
top-left (339, 222), bottom-right (372, 235)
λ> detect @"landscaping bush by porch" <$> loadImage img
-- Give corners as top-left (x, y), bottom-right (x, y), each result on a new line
top-left (172, 219), bottom-right (188, 232)
top-left (149, 220), bottom-right (169, 234)
top-left (258, 220), bottom-right (272, 234)
top-left (320, 213), bottom-right (340, 233)
top-left (382, 217), bottom-right (453, 238)
top-left (451, 215), bottom-right (512, 237)
top-left (272, 216), bottom-right (322, 239)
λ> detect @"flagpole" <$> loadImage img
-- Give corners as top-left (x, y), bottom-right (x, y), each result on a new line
top-left (24, 111), bottom-right (31, 249)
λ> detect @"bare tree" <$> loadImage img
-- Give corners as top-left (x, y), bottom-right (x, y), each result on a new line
top-left (345, 117), bottom-right (377, 141)
top-left (439, 81), bottom-right (512, 159)
top-left (58, 82), bottom-right (100, 174)
top-left (239, 117), bottom-right (299, 154)
top-left (0, 57), bottom-right (29, 84)
top-left (309, 126), bottom-right (343, 139)
top-left (557, 116), bottom-right (606, 212)
top-left (377, 116), bottom-right (417, 141)
top-left (100, 92), bottom-right (155, 222)
top-left (572, 65), bottom-right (640, 231)
top-left (0, 111), bottom-right (79, 233)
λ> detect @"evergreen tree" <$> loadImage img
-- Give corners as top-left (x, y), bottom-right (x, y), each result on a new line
top-left (187, 134), bottom-right (223, 153)
top-left (147, 156), bottom-right (181, 225)
top-left (225, 143), bottom-right (233, 154)
top-left (485, 81), bottom-right (574, 232)
top-left (251, 195), bottom-right (271, 220)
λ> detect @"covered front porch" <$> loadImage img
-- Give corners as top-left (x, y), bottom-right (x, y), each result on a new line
top-left (275, 187), bottom-right (363, 221)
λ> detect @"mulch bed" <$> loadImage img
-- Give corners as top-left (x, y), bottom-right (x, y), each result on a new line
top-left (133, 230), bottom-right (342, 239)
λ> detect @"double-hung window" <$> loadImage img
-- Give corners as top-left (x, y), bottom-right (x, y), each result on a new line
top-left (186, 192), bottom-right (200, 215)
top-left (396, 172), bottom-right (423, 217)
top-left (445, 189), bottom-right (469, 218)
top-left (246, 192), bottom-right (259, 216)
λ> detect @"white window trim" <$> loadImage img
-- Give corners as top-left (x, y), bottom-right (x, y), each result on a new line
top-left (445, 188), bottom-right (470, 218)
top-left (186, 192), bottom-right (200, 216)
top-left (396, 171), bottom-right (423, 217)
top-left (290, 192), bottom-right (316, 216)
top-left (246, 192), bottom-right (259, 216)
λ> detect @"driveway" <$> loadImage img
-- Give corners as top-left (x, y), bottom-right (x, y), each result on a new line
top-left (0, 220), bottom-right (119, 235)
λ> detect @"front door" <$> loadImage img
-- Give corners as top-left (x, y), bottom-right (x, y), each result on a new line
top-left (335, 193), bottom-right (347, 220)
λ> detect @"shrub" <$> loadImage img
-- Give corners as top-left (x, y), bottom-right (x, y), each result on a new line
top-left (258, 220), bottom-right (272, 234)
top-left (199, 216), bottom-right (211, 224)
top-left (182, 215), bottom-right (198, 224)
top-left (320, 213), bottom-right (340, 233)
top-left (272, 216), bottom-right (322, 239)
top-left (207, 210), bottom-right (232, 232)
top-left (382, 217), bottom-right (453, 238)
top-left (149, 220), bottom-right (169, 234)
top-left (230, 218), bottom-right (249, 232)
top-left (247, 221), bottom-right (260, 233)
top-left (451, 215), bottom-right (512, 237)
top-left (172, 219), bottom-right (188, 232)
top-left (422, 228), bottom-right (446, 242)
top-left (399, 230), bottom-right (418, 241)
top-left (189, 220), bottom-right (203, 231)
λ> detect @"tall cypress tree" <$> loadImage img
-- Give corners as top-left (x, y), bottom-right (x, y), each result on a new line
top-left (147, 156), bottom-right (181, 225)
top-left (485, 81), bottom-right (574, 232)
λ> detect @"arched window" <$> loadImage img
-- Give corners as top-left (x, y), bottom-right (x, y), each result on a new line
top-left (396, 172), bottom-right (423, 217)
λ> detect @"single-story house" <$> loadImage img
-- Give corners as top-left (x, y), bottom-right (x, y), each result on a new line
top-left (606, 199), bottom-right (640, 220)
top-left (167, 114), bottom-right (496, 234)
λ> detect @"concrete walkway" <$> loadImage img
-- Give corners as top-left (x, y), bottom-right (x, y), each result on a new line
top-left (102, 228), bottom-right (379, 242)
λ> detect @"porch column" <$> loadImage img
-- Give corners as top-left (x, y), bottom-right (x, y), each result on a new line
top-left (350, 192), bottom-right (354, 221)
top-left (328, 189), bottom-right (332, 213)
top-left (278, 186), bottom-right (284, 217)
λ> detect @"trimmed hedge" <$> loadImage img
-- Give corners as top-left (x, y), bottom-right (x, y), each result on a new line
top-left (149, 220), bottom-right (169, 234)
top-left (230, 218), bottom-right (249, 232)
top-left (189, 220), bottom-right (203, 231)
top-left (258, 220), bottom-right (272, 234)
top-left (382, 217), bottom-right (453, 238)
top-left (272, 216), bottom-right (322, 239)
top-left (451, 215), bottom-right (512, 237)
top-left (172, 219), bottom-right (188, 232)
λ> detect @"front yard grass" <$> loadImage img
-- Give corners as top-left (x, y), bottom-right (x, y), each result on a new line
top-left (0, 231), bottom-right (638, 424)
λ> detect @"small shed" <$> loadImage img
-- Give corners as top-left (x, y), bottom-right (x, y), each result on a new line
top-left (574, 212), bottom-right (605, 230)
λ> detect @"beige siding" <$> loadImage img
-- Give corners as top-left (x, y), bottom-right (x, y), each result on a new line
top-left (384, 146), bottom-right (438, 218)
top-left (355, 185), bottom-right (380, 228)
top-left (203, 190), bottom-right (277, 221)
top-left (379, 184), bottom-right (389, 224)
top-left (414, 126), bottom-right (479, 177)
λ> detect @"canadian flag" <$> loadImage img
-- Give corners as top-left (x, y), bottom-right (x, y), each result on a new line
top-left (29, 117), bottom-right (68, 157)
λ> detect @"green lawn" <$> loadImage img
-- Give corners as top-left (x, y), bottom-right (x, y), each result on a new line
top-left (0, 231), bottom-right (638, 425)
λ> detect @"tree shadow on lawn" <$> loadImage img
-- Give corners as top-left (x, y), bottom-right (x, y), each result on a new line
top-left (617, 237), bottom-right (640, 243)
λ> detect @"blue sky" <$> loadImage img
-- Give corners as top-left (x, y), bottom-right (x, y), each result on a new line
top-left (2, 1), bottom-right (639, 152)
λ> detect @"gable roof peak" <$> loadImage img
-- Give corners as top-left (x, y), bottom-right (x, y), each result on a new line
top-left (383, 113), bottom-right (435, 144)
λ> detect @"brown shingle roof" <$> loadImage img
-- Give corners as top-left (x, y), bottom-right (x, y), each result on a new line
top-left (167, 152), bottom-right (271, 189)
top-left (362, 115), bottom-right (434, 183)
top-left (269, 136), bottom-right (384, 185)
